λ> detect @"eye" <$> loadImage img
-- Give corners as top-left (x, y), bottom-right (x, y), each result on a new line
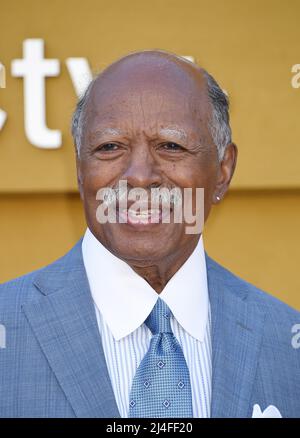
top-left (159, 142), bottom-right (184, 151)
top-left (96, 143), bottom-right (119, 152)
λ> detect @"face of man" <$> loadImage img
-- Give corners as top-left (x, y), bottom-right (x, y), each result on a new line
top-left (76, 52), bottom-right (236, 269)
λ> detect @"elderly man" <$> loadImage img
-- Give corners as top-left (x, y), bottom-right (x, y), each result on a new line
top-left (0, 50), bottom-right (299, 418)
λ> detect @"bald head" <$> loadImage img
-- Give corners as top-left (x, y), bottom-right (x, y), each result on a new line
top-left (95, 49), bottom-right (206, 88)
top-left (72, 49), bottom-right (231, 161)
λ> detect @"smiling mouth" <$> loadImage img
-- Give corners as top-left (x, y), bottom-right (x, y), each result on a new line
top-left (117, 206), bottom-right (173, 225)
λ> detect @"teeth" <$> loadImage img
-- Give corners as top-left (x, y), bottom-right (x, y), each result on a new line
top-left (122, 209), bottom-right (161, 217)
top-left (118, 208), bottom-right (166, 224)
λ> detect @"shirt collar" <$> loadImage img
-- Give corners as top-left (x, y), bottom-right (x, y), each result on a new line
top-left (82, 228), bottom-right (209, 342)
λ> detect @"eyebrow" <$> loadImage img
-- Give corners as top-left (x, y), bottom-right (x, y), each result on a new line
top-left (158, 127), bottom-right (188, 143)
top-left (88, 127), bottom-right (127, 145)
top-left (93, 128), bottom-right (124, 138)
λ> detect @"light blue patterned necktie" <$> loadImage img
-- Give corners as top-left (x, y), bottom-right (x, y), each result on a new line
top-left (128, 298), bottom-right (193, 417)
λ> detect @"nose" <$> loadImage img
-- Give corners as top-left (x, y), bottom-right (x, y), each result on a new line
top-left (121, 143), bottom-right (162, 189)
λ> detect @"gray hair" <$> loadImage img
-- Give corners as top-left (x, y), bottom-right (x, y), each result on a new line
top-left (71, 78), bottom-right (96, 157)
top-left (71, 68), bottom-right (231, 161)
top-left (203, 71), bottom-right (232, 160)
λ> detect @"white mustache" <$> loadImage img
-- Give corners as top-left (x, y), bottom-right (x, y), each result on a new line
top-left (101, 185), bottom-right (183, 208)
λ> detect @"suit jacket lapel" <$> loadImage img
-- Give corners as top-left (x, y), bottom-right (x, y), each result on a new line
top-left (22, 240), bottom-right (120, 418)
top-left (206, 256), bottom-right (266, 418)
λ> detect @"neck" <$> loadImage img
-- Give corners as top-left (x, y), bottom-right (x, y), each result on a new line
top-left (127, 237), bottom-right (199, 293)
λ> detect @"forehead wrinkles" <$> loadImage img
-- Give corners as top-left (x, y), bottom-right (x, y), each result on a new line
top-left (90, 74), bottom-right (199, 111)
top-left (85, 77), bottom-right (210, 140)
top-left (99, 91), bottom-right (193, 123)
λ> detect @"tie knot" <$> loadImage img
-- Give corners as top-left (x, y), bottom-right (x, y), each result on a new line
top-left (145, 298), bottom-right (172, 335)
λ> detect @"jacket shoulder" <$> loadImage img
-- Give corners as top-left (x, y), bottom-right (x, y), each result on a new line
top-left (0, 239), bottom-right (83, 310)
top-left (206, 254), bottom-right (300, 320)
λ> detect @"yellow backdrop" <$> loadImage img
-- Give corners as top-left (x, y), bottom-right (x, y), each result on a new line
top-left (0, 0), bottom-right (299, 309)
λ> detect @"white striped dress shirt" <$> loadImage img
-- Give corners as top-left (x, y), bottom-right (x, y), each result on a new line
top-left (82, 228), bottom-right (212, 418)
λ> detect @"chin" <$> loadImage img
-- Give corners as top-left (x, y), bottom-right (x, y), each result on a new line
top-left (109, 235), bottom-right (174, 263)
top-left (89, 221), bottom-right (183, 261)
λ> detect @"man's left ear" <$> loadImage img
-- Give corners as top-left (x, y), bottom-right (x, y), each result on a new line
top-left (213, 142), bottom-right (238, 204)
